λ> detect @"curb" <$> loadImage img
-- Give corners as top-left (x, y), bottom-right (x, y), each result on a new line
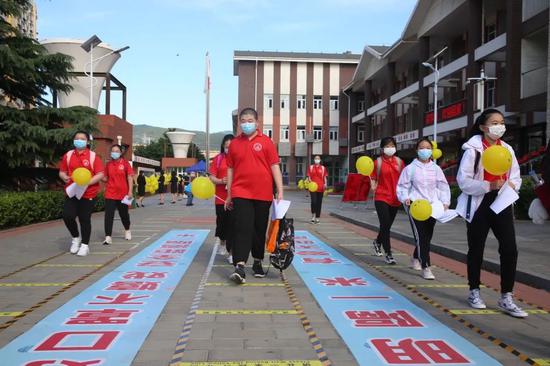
top-left (330, 211), bottom-right (550, 291)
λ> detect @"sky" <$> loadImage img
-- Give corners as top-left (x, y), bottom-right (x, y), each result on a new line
top-left (37, 0), bottom-right (417, 133)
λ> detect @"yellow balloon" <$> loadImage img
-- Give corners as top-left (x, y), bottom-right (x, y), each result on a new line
top-left (356, 156), bottom-right (374, 176)
top-left (164, 174), bottom-right (170, 185)
top-left (431, 141), bottom-right (438, 149)
top-left (298, 181), bottom-right (304, 190)
top-left (308, 181), bottom-right (318, 192)
top-left (72, 167), bottom-right (92, 186)
top-left (410, 199), bottom-right (432, 221)
top-left (190, 176), bottom-right (215, 199)
top-left (482, 145), bottom-right (512, 176)
top-left (433, 148), bottom-right (443, 160)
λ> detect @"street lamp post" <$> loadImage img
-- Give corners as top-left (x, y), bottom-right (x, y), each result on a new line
top-left (422, 46), bottom-right (447, 145)
top-left (467, 68), bottom-right (497, 112)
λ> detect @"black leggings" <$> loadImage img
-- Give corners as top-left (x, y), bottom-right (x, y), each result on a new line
top-left (467, 190), bottom-right (518, 293)
top-left (104, 199), bottom-right (131, 236)
top-left (405, 206), bottom-right (436, 269)
top-left (310, 192), bottom-right (324, 218)
top-left (374, 200), bottom-right (399, 255)
top-left (63, 197), bottom-right (96, 244)
top-left (232, 198), bottom-right (271, 264)
top-left (215, 204), bottom-right (233, 252)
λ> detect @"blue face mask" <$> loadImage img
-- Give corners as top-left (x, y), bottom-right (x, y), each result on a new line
top-left (111, 152), bottom-right (121, 160)
top-left (73, 139), bottom-right (87, 150)
top-left (417, 148), bottom-right (432, 161)
top-left (240, 122), bottom-right (256, 135)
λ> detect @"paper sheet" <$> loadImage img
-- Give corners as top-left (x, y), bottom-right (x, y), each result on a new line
top-left (65, 182), bottom-right (87, 200)
top-left (435, 209), bottom-right (459, 223)
top-left (490, 182), bottom-right (519, 214)
top-left (121, 196), bottom-right (134, 206)
top-left (430, 200), bottom-right (459, 223)
top-left (272, 199), bottom-right (291, 220)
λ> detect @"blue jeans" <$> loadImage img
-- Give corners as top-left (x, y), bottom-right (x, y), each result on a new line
top-left (186, 192), bottom-right (194, 205)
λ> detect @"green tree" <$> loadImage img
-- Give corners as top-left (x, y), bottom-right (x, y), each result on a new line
top-left (133, 136), bottom-right (173, 161)
top-left (0, 0), bottom-right (98, 169)
top-left (187, 142), bottom-right (206, 161)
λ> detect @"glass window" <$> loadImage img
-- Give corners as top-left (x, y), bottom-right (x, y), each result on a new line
top-left (263, 125), bottom-right (273, 139)
top-left (297, 126), bottom-right (306, 142)
top-left (265, 94), bottom-right (273, 109)
top-left (330, 96), bottom-right (339, 111)
top-left (313, 127), bottom-right (322, 140)
top-left (313, 96), bottom-right (322, 109)
top-left (329, 128), bottom-right (338, 141)
top-left (357, 100), bottom-right (365, 112)
top-left (281, 127), bottom-right (289, 141)
top-left (357, 126), bottom-right (365, 142)
top-left (297, 95), bottom-right (306, 109)
top-left (281, 94), bottom-right (289, 109)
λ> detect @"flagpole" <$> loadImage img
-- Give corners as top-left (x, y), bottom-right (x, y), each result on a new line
top-left (205, 52), bottom-right (211, 172)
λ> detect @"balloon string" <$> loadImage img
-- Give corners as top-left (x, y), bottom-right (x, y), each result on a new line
top-left (214, 194), bottom-right (226, 203)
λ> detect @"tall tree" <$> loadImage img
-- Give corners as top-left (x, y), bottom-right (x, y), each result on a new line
top-left (0, 0), bottom-right (98, 169)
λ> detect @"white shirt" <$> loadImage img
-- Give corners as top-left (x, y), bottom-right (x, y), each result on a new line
top-left (396, 158), bottom-right (451, 205)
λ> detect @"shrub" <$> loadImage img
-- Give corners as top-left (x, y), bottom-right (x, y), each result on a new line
top-left (0, 191), bottom-right (106, 230)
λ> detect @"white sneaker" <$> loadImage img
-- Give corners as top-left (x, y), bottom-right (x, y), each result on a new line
top-left (70, 237), bottom-right (81, 254)
top-left (310, 215), bottom-right (316, 223)
top-left (76, 244), bottom-right (90, 257)
top-left (125, 231), bottom-right (132, 241)
top-left (468, 289), bottom-right (487, 309)
top-left (214, 237), bottom-right (221, 246)
top-left (315, 218), bottom-right (320, 224)
top-left (422, 267), bottom-right (435, 280)
top-left (103, 236), bottom-right (112, 245)
top-left (498, 293), bottom-right (528, 318)
top-left (411, 258), bottom-right (422, 271)
top-left (218, 246), bottom-right (227, 256)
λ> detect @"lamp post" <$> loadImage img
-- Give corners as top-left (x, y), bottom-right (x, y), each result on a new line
top-left (467, 68), bottom-right (497, 112)
top-left (422, 46), bottom-right (447, 144)
top-left (81, 35), bottom-right (129, 109)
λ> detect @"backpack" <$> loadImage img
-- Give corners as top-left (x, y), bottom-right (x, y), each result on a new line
top-left (267, 217), bottom-right (295, 271)
top-left (66, 150), bottom-right (96, 174)
top-left (376, 156), bottom-right (403, 177)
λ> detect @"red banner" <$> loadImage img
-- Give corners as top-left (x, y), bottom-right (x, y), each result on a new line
top-left (342, 173), bottom-right (371, 202)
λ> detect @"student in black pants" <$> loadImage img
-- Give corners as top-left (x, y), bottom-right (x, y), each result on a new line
top-left (456, 108), bottom-right (526, 318)
top-left (307, 155), bottom-right (328, 224)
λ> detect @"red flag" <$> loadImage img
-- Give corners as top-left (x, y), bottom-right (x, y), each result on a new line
top-left (342, 173), bottom-right (370, 202)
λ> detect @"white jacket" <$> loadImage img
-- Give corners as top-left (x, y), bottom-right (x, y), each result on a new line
top-left (456, 135), bottom-right (522, 222)
top-left (396, 159), bottom-right (451, 206)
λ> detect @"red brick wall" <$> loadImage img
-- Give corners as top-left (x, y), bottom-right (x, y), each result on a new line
top-left (96, 114), bottom-right (133, 163)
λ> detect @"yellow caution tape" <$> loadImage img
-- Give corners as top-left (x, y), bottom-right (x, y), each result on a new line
top-left (196, 310), bottom-right (298, 315)
top-left (0, 283), bottom-right (69, 287)
top-left (533, 359), bottom-right (550, 366)
top-left (179, 360), bottom-right (322, 365)
top-left (205, 283), bottom-right (284, 287)
top-left (0, 312), bottom-right (22, 316)
top-left (449, 309), bottom-right (548, 315)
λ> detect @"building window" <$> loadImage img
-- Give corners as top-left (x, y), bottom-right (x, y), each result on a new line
top-left (313, 127), bottom-right (322, 141)
top-left (329, 128), bottom-right (338, 141)
top-left (265, 94), bottom-right (273, 109)
top-left (296, 157), bottom-right (305, 180)
top-left (357, 100), bottom-right (365, 112)
top-left (280, 157), bottom-right (287, 174)
top-left (281, 127), bottom-right (289, 141)
top-left (281, 94), bottom-right (289, 109)
top-left (313, 96), bottom-right (323, 109)
top-left (486, 80), bottom-right (496, 107)
top-left (485, 24), bottom-right (497, 42)
top-left (357, 126), bottom-right (365, 142)
top-left (297, 95), bottom-right (306, 109)
top-left (330, 96), bottom-right (339, 111)
top-left (263, 125), bottom-right (273, 139)
top-left (296, 126), bottom-right (306, 142)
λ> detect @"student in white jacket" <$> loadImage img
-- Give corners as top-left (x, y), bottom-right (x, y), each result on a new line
top-left (456, 108), bottom-right (526, 318)
top-left (397, 137), bottom-right (451, 280)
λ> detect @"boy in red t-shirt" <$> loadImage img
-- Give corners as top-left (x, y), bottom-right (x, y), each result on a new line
top-left (225, 108), bottom-right (284, 284)
top-left (307, 155), bottom-right (328, 223)
top-left (58, 131), bottom-right (104, 256)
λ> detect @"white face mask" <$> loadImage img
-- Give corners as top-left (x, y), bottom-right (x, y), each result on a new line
top-left (383, 147), bottom-right (396, 156)
top-left (314, 159), bottom-right (321, 165)
top-left (487, 124), bottom-right (506, 139)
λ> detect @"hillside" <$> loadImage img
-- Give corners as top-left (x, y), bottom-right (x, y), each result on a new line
top-left (133, 124), bottom-right (233, 151)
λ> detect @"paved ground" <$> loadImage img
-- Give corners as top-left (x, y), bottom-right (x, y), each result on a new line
top-left (0, 191), bottom-right (548, 365)
top-left (330, 198), bottom-right (550, 290)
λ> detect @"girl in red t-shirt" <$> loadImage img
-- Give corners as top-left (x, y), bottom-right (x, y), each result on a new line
top-left (102, 144), bottom-right (134, 246)
top-left (209, 134), bottom-right (235, 263)
top-left (307, 155), bottom-right (328, 223)
top-left (369, 137), bottom-right (403, 264)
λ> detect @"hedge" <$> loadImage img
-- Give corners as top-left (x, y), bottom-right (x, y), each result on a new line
top-left (0, 191), bottom-right (106, 230)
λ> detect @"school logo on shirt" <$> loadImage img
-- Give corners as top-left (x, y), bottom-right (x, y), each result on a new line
top-left (253, 143), bottom-right (263, 152)
top-left (118, 164), bottom-right (125, 170)
top-left (82, 159), bottom-right (90, 167)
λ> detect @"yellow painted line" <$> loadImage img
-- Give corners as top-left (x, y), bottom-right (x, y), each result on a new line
top-left (449, 309), bottom-right (548, 315)
top-left (205, 282), bottom-right (284, 287)
top-left (533, 359), bottom-right (550, 366)
top-left (196, 309), bottom-right (297, 315)
top-left (407, 284), bottom-right (486, 288)
top-left (0, 312), bottom-right (22, 316)
top-left (36, 264), bottom-right (102, 268)
top-left (179, 361), bottom-right (322, 366)
top-left (0, 283), bottom-right (70, 287)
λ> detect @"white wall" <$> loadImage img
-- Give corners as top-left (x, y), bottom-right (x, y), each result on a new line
top-left (263, 61), bottom-right (274, 126)
top-left (280, 62), bottom-right (290, 126)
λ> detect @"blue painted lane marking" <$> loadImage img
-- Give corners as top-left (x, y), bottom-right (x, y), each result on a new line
top-left (0, 229), bottom-right (208, 366)
top-left (292, 230), bottom-right (500, 366)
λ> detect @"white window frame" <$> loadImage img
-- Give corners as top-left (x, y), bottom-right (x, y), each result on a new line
top-left (313, 127), bottom-right (323, 141)
top-left (296, 126), bottom-right (306, 142)
top-left (281, 94), bottom-right (289, 109)
top-left (265, 94), bottom-right (273, 109)
top-left (297, 95), bottom-right (306, 109)
top-left (357, 100), bottom-right (365, 112)
top-left (329, 128), bottom-right (338, 141)
top-left (263, 126), bottom-right (273, 139)
top-left (357, 126), bottom-right (365, 142)
top-left (313, 96), bottom-right (323, 110)
top-left (281, 127), bottom-right (290, 141)
top-left (330, 96), bottom-right (339, 111)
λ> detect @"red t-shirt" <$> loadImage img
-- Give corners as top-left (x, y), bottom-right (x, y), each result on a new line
top-left (482, 139), bottom-right (507, 182)
top-left (308, 164), bottom-right (328, 192)
top-left (104, 158), bottom-right (134, 200)
top-left (226, 131), bottom-right (280, 202)
top-left (370, 156), bottom-right (402, 207)
top-left (209, 153), bottom-right (229, 205)
top-left (59, 149), bottom-right (104, 199)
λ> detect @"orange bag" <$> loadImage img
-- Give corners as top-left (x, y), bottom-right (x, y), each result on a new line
top-left (266, 219), bottom-right (280, 253)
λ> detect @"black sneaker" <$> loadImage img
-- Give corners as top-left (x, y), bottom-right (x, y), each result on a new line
top-left (385, 254), bottom-right (396, 265)
top-left (252, 261), bottom-right (266, 278)
top-left (372, 240), bottom-right (383, 256)
top-left (229, 264), bottom-right (246, 284)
